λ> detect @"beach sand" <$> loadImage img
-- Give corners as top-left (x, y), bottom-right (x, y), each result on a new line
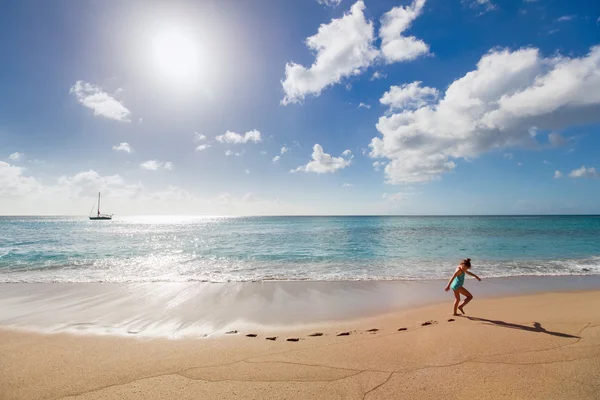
top-left (2, 290), bottom-right (600, 399)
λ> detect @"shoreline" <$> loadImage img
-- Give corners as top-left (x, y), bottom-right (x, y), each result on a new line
top-left (2, 289), bottom-right (600, 399)
top-left (2, 275), bottom-right (600, 338)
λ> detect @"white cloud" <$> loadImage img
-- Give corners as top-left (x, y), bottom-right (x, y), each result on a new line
top-left (225, 150), bottom-right (243, 157)
top-left (358, 102), bottom-right (371, 109)
top-left (0, 161), bottom-right (42, 197)
top-left (260, 150), bottom-right (268, 156)
top-left (342, 183), bottom-right (353, 187)
top-left (281, 1), bottom-right (378, 104)
top-left (9, 152), bottom-right (24, 161)
top-left (292, 144), bottom-right (352, 173)
top-left (553, 170), bottom-right (563, 179)
top-left (245, 169), bottom-right (250, 175)
top-left (140, 160), bottom-right (174, 171)
top-left (56, 170), bottom-right (142, 199)
top-left (382, 191), bottom-right (414, 203)
top-left (504, 153), bottom-right (513, 159)
top-left (548, 132), bottom-right (566, 147)
top-left (379, 0), bottom-right (430, 64)
top-left (465, 0), bottom-right (498, 13)
top-left (195, 132), bottom-right (207, 141)
top-left (371, 71), bottom-right (387, 81)
top-left (0, 166), bottom-right (314, 215)
top-left (380, 81), bottom-right (439, 110)
top-left (517, 162), bottom-right (522, 166)
top-left (69, 81), bottom-right (131, 122)
top-left (370, 45), bottom-right (600, 184)
top-left (112, 142), bottom-right (132, 153)
top-left (543, 160), bottom-right (550, 164)
top-left (317, 0), bottom-right (342, 6)
top-left (342, 149), bottom-right (352, 157)
top-left (569, 166), bottom-right (598, 178)
top-left (557, 15), bottom-right (575, 22)
top-left (272, 146), bottom-right (289, 163)
top-left (373, 161), bottom-right (386, 171)
top-left (196, 144), bottom-right (211, 152)
top-left (216, 130), bottom-right (261, 144)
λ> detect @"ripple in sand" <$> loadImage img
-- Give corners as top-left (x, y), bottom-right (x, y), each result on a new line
top-left (366, 328), bottom-right (379, 333)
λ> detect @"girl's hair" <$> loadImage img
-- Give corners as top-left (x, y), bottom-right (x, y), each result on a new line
top-left (461, 258), bottom-right (472, 268)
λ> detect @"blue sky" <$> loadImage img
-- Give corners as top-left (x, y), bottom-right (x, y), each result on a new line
top-left (1, 0), bottom-right (599, 215)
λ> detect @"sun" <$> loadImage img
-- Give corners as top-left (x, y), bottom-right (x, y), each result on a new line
top-left (152, 29), bottom-right (200, 84)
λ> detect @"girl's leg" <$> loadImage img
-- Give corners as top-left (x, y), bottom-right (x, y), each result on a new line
top-left (453, 290), bottom-right (461, 316)
top-left (456, 287), bottom-right (473, 314)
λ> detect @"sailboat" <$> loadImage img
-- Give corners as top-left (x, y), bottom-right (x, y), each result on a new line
top-left (89, 192), bottom-right (113, 220)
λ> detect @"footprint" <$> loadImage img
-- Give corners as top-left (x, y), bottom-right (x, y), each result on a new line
top-left (287, 338), bottom-right (300, 342)
top-left (225, 330), bottom-right (238, 334)
top-left (366, 328), bottom-right (379, 333)
top-left (421, 320), bottom-right (437, 326)
top-left (266, 336), bottom-right (277, 341)
top-left (337, 332), bottom-right (350, 336)
top-left (397, 328), bottom-right (407, 331)
top-left (246, 334), bottom-right (258, 338)
top-left (447, 318), bottom-right (455, 322)
top-left (308, 332), bottom-right (323, 337)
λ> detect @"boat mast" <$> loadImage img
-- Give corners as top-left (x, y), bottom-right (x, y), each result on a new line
top-left (98, 192), bottom-right (101, 217)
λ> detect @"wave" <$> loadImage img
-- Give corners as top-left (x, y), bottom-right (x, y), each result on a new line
top-left (1, 256), bottom-right (599, 284)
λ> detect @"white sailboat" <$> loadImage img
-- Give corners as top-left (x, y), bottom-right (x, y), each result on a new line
top-left (89, 192), bottom-right (113, 220)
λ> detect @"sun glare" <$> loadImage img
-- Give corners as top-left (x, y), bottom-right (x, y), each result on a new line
top-left (152, 29), bottom-right (200, 84)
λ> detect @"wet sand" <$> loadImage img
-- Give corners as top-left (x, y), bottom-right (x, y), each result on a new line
top-left (2, 289), bottom-right (600, 399)
top-left (2, 275), bottom-right (600, 337)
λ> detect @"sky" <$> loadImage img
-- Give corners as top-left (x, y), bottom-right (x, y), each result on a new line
top-left (1, 0), bottom-right (599, 216)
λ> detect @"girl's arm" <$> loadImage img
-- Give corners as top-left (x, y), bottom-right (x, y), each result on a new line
top-left (465, 270), bottom-right (481, 281)
top-left (445, 268), bottom-right (461, 291)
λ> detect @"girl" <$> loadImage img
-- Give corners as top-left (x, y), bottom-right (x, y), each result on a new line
top-left (445, 258), bottom-right (481, 316)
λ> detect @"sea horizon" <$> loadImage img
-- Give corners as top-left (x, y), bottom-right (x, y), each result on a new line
top-left (3, 213), bottom-right (600, 217)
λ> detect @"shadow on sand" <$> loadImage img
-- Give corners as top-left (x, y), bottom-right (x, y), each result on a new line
top-left (466, 316), bottom-right (580, 339)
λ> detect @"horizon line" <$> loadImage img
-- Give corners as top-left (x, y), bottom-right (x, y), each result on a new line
top-left (1, 214), bottom-right (599, 218)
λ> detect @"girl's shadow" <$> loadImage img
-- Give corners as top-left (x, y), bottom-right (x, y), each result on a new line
top-left (465, 316), bottom-right (579, 338)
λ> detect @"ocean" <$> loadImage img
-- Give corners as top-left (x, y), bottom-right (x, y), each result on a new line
top-left (2, 215), bottom-right (599, 283)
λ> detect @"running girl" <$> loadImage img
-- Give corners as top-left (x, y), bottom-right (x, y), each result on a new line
top-left (445, 258), bottom-right (481, 316)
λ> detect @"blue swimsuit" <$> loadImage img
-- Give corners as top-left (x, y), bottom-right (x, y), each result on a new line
top-left (451, 272), bottom-right (465, 290)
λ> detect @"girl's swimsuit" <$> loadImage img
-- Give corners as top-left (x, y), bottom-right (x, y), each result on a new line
top-left (451, 272), bottom-right (465, 290)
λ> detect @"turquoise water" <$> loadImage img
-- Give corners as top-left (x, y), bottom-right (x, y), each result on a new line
top-left (1, 215), bottom-right (599, 283)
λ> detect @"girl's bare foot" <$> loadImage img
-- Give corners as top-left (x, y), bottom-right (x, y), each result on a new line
top-left (453, 313), bottom-right (460, 316)
top-left (458, 306), bottom-right (465, 314)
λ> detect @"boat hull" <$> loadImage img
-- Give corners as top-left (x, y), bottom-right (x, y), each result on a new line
top-left (89, 216), bottom-right (112, 220)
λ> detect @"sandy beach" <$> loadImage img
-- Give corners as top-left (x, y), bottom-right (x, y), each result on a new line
top-left (2, 289), bottom-right (600, 400)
